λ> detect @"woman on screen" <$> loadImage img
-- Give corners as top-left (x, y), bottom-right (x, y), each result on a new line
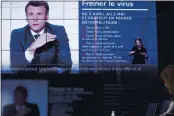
top-left (129, 37), bottom-right (148, 64)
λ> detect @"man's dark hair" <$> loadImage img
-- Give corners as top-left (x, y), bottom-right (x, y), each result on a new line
top-left (25, 1), bottom-right (49, 15)
top-left (14, 86), bottom-right (28, 98)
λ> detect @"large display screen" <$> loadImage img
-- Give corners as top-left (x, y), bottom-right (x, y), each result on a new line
top-left (1, 78), bottom-right (101, 116)
top-left (1, 1), bottom-right (157, 74)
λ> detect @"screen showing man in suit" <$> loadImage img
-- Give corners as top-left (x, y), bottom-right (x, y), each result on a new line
top-left (2, 1), bottom-right (158, 74)
top-left (10, 1), bottom-right (72, 73)
top-left (2, 86), bottom-right (40, 116)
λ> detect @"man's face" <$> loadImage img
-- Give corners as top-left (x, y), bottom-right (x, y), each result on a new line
top-left (26, 5), bottom-right (48, 33)
top-left (14, 91), bottom-right (26, 106)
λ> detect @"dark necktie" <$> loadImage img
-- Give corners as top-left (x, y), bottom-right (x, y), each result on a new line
top-left (34, 34), bottom-right (40, 39)
top-left (34, 34), bottom-right (40, 69)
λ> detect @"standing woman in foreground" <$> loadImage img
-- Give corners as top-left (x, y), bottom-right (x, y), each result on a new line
top-left (129, 37), bottom-right (148, 64)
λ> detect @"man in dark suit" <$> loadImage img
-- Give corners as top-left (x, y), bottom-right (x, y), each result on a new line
top-left (2, 86), bottom-right (40, 116)
top-left (10, 1), bottom-right (72, 73)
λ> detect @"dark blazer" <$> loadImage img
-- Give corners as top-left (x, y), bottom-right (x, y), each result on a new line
top-left (2, 103), bottom-right (39, 116)
top-left (130, 46), bottom-right (148, 64)
top-left (10, 22), bottom-right (72, 73)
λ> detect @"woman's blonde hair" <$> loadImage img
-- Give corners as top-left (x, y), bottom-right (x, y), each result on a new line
top-left (161, 64), bottom-right (174, 95)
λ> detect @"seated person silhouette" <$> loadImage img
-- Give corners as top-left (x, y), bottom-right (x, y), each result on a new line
top-left (160, 65), bottom-right (174, 116)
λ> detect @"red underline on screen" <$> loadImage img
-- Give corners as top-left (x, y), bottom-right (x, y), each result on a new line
top-left (82, 8), bottom-right (149, 11)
